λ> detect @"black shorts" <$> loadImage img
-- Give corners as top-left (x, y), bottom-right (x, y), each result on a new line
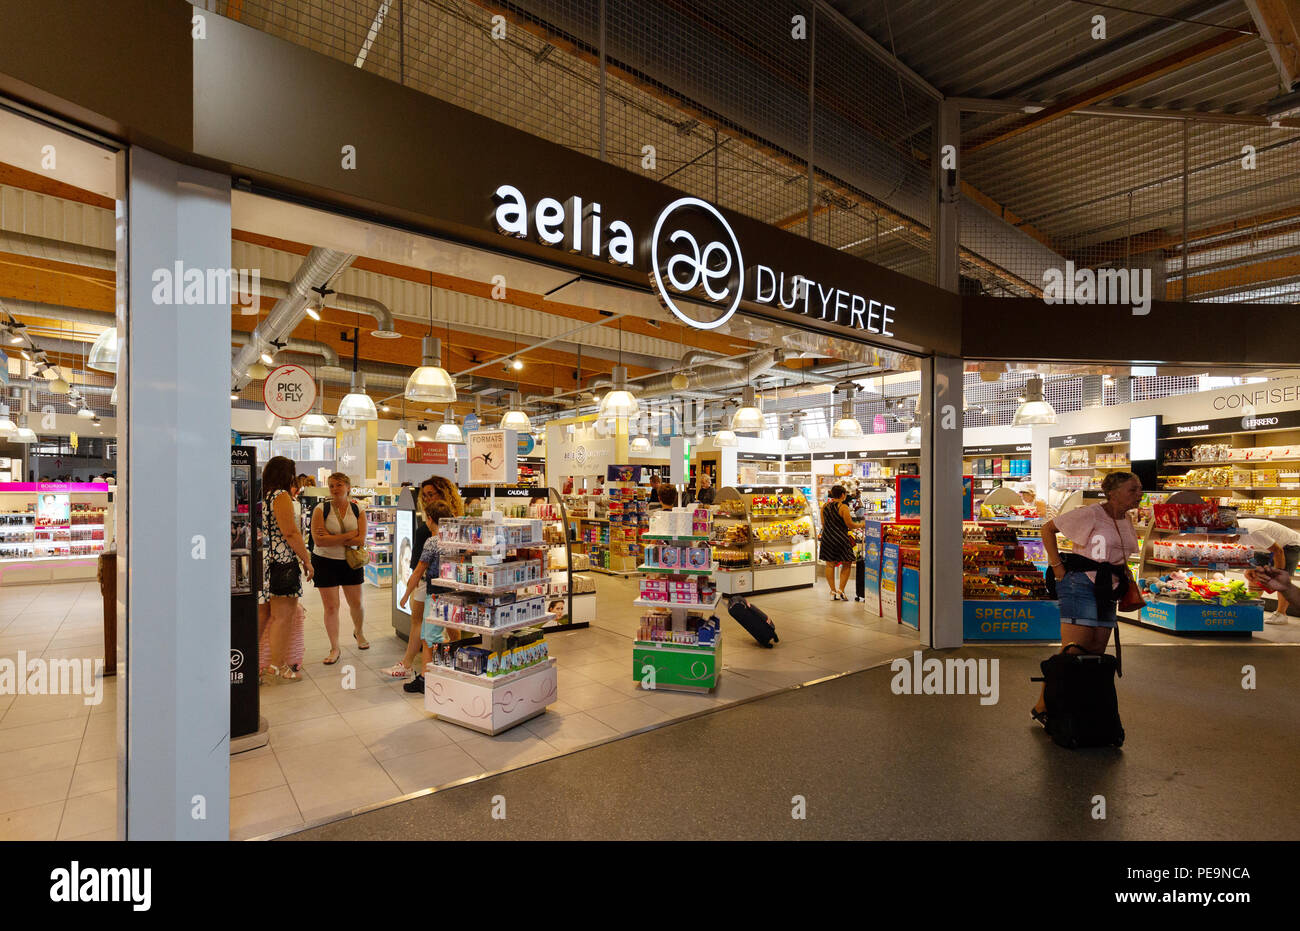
top-left (311, 553), bottom-right (364, 588)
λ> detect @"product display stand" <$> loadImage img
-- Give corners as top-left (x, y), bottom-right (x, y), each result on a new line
top-left (711, 485), bottom-right (816, 594)
top-left (424, 485), bottom-right (558, 735)
top-left (0, 482), bottom-right (114, 584)
top-left (364, 500), bottom-right (396, 588)
top-left (634, 506), bottom-right (721, 693)
top-left (547, 487), bottom-right (595, 628)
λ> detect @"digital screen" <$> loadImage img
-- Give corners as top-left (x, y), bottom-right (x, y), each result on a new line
top-left (394, 509), bottom-right (414, 617)
top-left (1130, 415), bottom-right (1158, 462)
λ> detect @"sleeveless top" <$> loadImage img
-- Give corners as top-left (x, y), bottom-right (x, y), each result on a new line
top-left (313, 499), bottom-right (359, 560)
top-left (819, 500), bottom-right (855, 563)
top-left (263, 490), bottom-right (295, 565)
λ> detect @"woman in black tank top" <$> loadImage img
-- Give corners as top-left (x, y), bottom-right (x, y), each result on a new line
top-left (819, 485), bottom-right (862, 600)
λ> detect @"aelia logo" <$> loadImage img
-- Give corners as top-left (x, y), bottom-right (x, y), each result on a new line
top-left (651, 197), bottom-right (744, 330)
top-left (491, 184), bottom-right (899, 336)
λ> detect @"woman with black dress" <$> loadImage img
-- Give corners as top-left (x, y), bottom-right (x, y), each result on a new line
top-left (819, 485), bottom-right (861, 601)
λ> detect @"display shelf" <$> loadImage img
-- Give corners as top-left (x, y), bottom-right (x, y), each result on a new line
top-left (434, 613), bottom-right (558, 637)
top-left (642, 533), bottom-right (710, 541)
top-left (1162, 458), bottom-right (1300, 467)
top-left (632, 595), bottom-right (721, 610)
top-left (438, 539), bottom-right (545, 553)
top-left (638, 565), bottom-right (712, 575)
top-left (424, 658), bottom-right (557, 735)
top-left (427, 656), bottom-right (556, 689)
top-left (1051, 464), bottom-right (1131, 471)
top-left (431, 576), bottom-right (544, 594)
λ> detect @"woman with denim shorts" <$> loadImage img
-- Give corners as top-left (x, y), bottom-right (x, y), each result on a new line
top-left (1033, 471), bottom-right (1143, 724)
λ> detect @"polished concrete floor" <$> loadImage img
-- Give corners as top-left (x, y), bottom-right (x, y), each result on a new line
top-left (288, 641), bottom-right (1300, 841)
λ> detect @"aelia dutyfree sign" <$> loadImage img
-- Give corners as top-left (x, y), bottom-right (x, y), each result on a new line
top-left (492, 185), bottom-right (898, 336)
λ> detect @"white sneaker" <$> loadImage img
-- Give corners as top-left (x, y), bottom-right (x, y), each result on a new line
top-left (1264, 611), bottom-right (1289, 626)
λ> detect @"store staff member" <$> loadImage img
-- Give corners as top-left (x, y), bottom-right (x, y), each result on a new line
top-left (1016, 482), bottom-right (1048, 518)
top-left (648, 473), bottom-right (662, 510)
top-left (1237, 517), bottom-right (1300, 624)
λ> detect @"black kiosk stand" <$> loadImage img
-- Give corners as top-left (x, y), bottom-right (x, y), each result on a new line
top-left (230, 446), bottom-right (267, 751)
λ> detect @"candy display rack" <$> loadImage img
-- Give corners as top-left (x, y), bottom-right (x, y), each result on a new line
top-left (634, 505), bottom-right (722, 693)
top-left (423, 501), bottom-right (559, 735)
top-left (1129, 491), bottom-right (1264, 634)
top-left (711, 485), bottom-right (816, 595)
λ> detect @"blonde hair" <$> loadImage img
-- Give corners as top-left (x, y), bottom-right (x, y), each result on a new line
top-left (327, 472), bottom-right (351, 488)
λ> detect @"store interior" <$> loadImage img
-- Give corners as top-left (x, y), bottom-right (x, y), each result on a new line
top-left (5, 154), bottom-right (1300, 838)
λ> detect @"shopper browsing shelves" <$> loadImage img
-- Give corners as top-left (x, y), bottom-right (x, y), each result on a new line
top-left (1244, 565), bottom-right (1300, 623)
top-left (383, 481), bottom-right (442, 679)
top-left (393, 499), bottom-right (456, 692)
top-left (310, 472), bottom-right (369, 663)
top-left (1237, 517), bottom-right (1300, 623)
top-left (819, 484), bottom-right (861, 601)
top-left (258, 456), bottom-right (314, 683)
top-left (1033, 471), bottom-right (1142, 724)
top-left (1016, 482), bottom-right (1048, 519)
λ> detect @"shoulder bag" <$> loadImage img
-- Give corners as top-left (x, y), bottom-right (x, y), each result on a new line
top-left (1109, 512), bottom-right (1145, 613)
top-left (327, 500), bottom-right (369, 569)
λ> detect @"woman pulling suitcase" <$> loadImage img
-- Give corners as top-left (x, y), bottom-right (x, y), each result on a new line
top-left (1033, 471), bottom-right (1143, 731)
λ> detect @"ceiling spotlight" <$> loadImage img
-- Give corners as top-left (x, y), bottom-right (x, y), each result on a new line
top-left (381, 404), bottom-right (391, 413)
top-left (260, 350), bottom-right (275, 366)
top-left (415, 422), bottom-right (435, 443)
top-left (231, 391), bottom-right (239, 401)
top-left (511, 358), bottom-right (524, 371)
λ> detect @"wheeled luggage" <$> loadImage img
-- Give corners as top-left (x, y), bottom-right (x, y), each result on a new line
top-left (727, 595), bottom-right (778, 647)
top-left (1032, 628), bottom-right (1124, 748)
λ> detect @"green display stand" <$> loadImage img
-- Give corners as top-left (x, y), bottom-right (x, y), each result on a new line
top-left (632, 640), bottom-right (721, 692)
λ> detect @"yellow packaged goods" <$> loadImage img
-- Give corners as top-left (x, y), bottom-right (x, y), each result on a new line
top-left (1231, 468), bottom-right (1253, 487)
top-left (1254, 470), bottom-right (1279, 487)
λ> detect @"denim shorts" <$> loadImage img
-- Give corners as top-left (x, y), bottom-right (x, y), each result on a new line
top-left (1058, 569), bottom-right (1117, 629)
top-left (420, 597), bottom-right (447, 647)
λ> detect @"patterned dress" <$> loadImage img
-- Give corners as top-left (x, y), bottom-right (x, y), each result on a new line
top-left (819, 500), bottom-right (855, 564)
top-left (259, 489), bottom-right (303, 604)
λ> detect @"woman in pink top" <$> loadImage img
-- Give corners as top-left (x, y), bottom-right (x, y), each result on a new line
top-left (1034, 471), bottom-right (1143, 722)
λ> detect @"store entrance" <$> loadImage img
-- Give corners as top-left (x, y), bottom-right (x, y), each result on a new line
top-left (961, 361), bottom-right (1300, 647)
top-left (0, 102), bottom-right (123, 839)
top-left (222, 192), bottom-right (927, 836)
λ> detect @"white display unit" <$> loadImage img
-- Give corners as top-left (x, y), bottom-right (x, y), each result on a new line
top-left (424, 514), bottom-right (557, 736)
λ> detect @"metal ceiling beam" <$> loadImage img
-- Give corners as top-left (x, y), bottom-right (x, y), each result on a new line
top-left (950, 95), bottom-right (1300, 128)
top-left (966, 31), bottom-right (1254, 153)
top-left (1245, 0), bottom-right (1300, 91)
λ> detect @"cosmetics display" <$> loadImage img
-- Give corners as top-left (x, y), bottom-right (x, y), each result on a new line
top-left (0, 484), bottom-right (114, 583)
top-left (424, 509), bottom-right (559, 735)
top-left (633, 505), bottom-right (722, 692)
top-left (364, 504), bottom-right (396, 588)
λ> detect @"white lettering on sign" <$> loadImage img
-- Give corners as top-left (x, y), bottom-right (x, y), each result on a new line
top-left (1042, 260), bottom-right (1151, 315)
top-left (1104, 432), bottom-right (1122, 442)
top-left (491, 184), bottom-right (899, 337)
top-left (1176, 424), bottom-right (1210, 434)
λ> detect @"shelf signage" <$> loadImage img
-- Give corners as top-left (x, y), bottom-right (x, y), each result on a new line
top-left (462, 485), bottom-right (535, 499)
top-left (0, 482), bottom-right (109, 492)
top-left (963, 444), bottom-right (1032, 455)
top-left (492, 185), bottom-right (899, 336)
top-left (468, 429), bottom-right (515, 485)
top-left (813, 452), bottom-right (842, 461)
top-left (1050, 429), bottom-right (1129, 448)
top-left (1160, 409), bottom-right (1300, 438)
top-left (963, 600), bottom-right (1061, 639)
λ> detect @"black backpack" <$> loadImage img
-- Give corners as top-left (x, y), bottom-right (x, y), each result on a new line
top-left (1032, 628), bottom-right (1124, 749)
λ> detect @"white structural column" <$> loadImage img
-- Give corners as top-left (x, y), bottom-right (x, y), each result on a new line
top-left (120, 148), bottom-right (232, 839)
top-left (922, 98), bottom-right (965, 649)
top-left (920, 355), bottom-right (965, 648)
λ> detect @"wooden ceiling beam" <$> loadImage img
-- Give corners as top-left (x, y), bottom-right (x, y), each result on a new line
top-left (966, 32), bottom-right (1253, 154)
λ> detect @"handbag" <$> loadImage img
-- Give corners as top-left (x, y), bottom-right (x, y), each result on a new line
top-left (1109, 512), bottom-right (1145, 613)
top-left (345, 544), bottom-right (368, 570)
top-left (267, 559), bottom-right (301, 596)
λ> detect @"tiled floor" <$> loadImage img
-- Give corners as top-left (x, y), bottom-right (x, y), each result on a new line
top-left (5, 572), bottom-right (1294, 841)
top-left (0, 580), bottom-right (117, 841)
top-left (230, 573), bottom-right (923, 839)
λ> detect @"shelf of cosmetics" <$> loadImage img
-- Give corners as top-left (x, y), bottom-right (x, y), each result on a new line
top-left (636, 576), bottom-right (719, 606)
top-left (637, 612), bottom-right (720, 647)
top-left (428, 628), bottom-right (551, 680)
top-left (426, 589), bottom-right (551, 630)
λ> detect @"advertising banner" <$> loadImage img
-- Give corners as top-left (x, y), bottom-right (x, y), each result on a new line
top-left (880, 541), bottom-right (900, 620)
top-left (901, 566), bottom-right (920, 630)
top-left (468, 430), bottom-right (515, 484)
top-left (394, 509), bottom-right (414, 618)
top-left (963, 600), bottom-right (1061, 640)
top-left (860, 520), bottom-right (883, 615)
top-left (1140, 601), bottom-right (1263, 632)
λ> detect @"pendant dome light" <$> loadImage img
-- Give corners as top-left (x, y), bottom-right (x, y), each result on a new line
top-left (832, 387), bottom-right (863, 438)
top-left (407, 287), bottom-right (457, 403)
top-left (246, 360), bottom-right (269, 380)
top-left (13, 416), bottom-right (36, 443)
top-left (1012, 375), bottom-right (1057, 425)
top-left (630, 435), bottom-right (652, 454)
top-left (87, 326), bottom-right (118, 373)
top-left (786, 411), bottom-right (809, 453)
top-left (299, 374), bottom-right (334, 437)
top-left (596, 319), bottom-right (639, 420)
top-left (731, 385), bottom-right (764, 432)
top-left (391, 423), bottom-right (412, 451)
top-left (405, 336), bottom-right (457, 403)
top-left (273, 418), bottom-right (300, 442)
top-left (337, 327), bottom-right (377, 421)
top-left (434, 408), bottom-right (464, 444)
top-left (76, 406), bottom-right (95, 420)
top-left (0, 403), bottom-right (15, 436)
top-left (905, 425), bottom-right (922, 445)
top-left (500, 392), bottom-right (532, 432)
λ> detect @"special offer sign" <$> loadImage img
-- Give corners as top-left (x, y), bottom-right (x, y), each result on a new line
top-left (263, 364), bottom-right (316, 420)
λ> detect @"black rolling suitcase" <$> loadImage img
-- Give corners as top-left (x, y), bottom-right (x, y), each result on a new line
top-left (728, 596), bottom-right (778, 648)
top-left (1032, 628), bottom-right (1124, 748)
top-left (854, 553), bottom-right (866, 602)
